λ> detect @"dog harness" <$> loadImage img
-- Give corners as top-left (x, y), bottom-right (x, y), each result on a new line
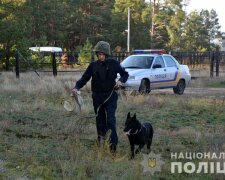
top-left (130, 124), bottom-right (149, 135)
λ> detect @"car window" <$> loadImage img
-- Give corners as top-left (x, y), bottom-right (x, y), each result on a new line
top-left (121, 56), bottom-right (154, 69)
top-left (153, 56), bottom-right (165, 68)
top-left (164, 56), bottom-right (177, 67)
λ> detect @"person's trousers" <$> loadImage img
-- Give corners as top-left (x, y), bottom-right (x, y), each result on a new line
top-left (92, 91), bottom-right (118, 145)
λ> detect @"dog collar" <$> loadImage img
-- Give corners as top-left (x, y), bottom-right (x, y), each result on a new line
top-left (132, 126), bottom-right (143, 135)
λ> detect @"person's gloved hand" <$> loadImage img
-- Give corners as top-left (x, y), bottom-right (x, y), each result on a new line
top-left (71, 88), bottom-right (80, 96)
top-left (115, 81), bottom-right (122, 88)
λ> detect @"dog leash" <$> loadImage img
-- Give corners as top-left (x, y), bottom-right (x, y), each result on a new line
top-left (95, 85), bottom-right (118, 116)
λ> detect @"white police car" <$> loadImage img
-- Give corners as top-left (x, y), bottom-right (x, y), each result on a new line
top-left (120, 54), bottom-right (191, 94)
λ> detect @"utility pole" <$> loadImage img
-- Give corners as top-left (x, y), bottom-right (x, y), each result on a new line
top-left (150, 0), bottom-right (156, 49)
top-left (126, 7), bottom-right (130, 52)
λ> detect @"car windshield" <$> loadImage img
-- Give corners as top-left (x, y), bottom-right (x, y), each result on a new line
top-left (121, 56), bottom-right (154, 69)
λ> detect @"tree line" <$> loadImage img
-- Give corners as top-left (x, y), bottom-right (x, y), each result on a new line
top-left (0, 0), bottom-right (224, 69)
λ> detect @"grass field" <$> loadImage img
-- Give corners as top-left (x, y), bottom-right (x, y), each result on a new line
top-left (0, 72), bottom-right (225, 180)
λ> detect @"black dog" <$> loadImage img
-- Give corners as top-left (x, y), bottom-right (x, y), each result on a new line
top-left (124, 112), bottom-right (153, 158)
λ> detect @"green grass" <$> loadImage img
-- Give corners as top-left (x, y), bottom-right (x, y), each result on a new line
top-left (0, 72), bottom-right (225, 179)
top-left (190, 77), bottom-right (225, 88)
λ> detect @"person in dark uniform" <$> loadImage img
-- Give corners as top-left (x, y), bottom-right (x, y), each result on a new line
top-left (72, 41), bottom-right (129, 153)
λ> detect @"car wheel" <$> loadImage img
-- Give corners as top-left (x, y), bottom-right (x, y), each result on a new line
top-left (173, 80), bottom-right (185, 95)
top-left (139, 79), bottom-right (150, 94)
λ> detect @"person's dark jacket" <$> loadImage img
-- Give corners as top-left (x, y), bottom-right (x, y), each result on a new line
top-left (75, 58), bottom-right (129, 92)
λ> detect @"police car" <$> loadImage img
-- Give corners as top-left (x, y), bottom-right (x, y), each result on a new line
top-left (120, 54), bottom-right (191, 94)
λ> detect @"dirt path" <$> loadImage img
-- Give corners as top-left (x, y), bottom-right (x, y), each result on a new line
top-left (151, 87), bottom-right (225, 99)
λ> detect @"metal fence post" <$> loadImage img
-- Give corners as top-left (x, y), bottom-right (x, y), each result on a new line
top-left (215, 51), bottom-right (219, 77)
top-left (15, 51), bottom-right (20, 79)
top-left (210, 51), bottom-right (214, 77)
top-left (52, 52), bottom-right (57, 76)
top-left (74, 50), bottom-right (79, 64)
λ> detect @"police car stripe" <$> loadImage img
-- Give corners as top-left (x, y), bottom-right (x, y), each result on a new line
top-left (151, 71), bottom-right (180, 86)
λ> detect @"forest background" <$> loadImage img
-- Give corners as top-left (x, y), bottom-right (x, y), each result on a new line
top-left (0, 0), bottom-right (224, 68)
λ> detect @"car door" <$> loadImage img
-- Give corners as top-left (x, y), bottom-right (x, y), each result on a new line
top-left (150, 56), bottom-right (168, 89)
top-left (163, 55), bottom-right (179, 87)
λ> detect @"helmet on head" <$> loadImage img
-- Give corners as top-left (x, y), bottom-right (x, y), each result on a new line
top-left (94, 41), bottom-right (111, 56)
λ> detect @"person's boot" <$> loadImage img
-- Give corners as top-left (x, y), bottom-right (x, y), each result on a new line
top-left (96, 136), bottom-right (101, 147)
top-left (110, 144), bottom-right (117, 154)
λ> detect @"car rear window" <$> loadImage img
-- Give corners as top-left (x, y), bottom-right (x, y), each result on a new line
top-left (164, 56), bottom-right (177, 67)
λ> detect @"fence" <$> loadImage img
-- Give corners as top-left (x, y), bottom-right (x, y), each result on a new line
top-left (13, 50), bottom-right (225, 78)
top-left (14, 51), bottom-right (131, 78)
top-left (172, 51), bottom-right (225, 77)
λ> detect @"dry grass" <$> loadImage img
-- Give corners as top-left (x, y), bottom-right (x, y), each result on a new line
top-left (0, 72), bottom-right (225, 179)
top-left (190, 64), bottom-right (225, 78)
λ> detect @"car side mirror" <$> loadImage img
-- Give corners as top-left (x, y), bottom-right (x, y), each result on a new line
top-left (153, 64), bottom-right (162, 68)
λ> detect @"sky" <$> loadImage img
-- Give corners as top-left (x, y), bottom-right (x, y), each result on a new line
top-left (145, 0), bottom-right (225, 32)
